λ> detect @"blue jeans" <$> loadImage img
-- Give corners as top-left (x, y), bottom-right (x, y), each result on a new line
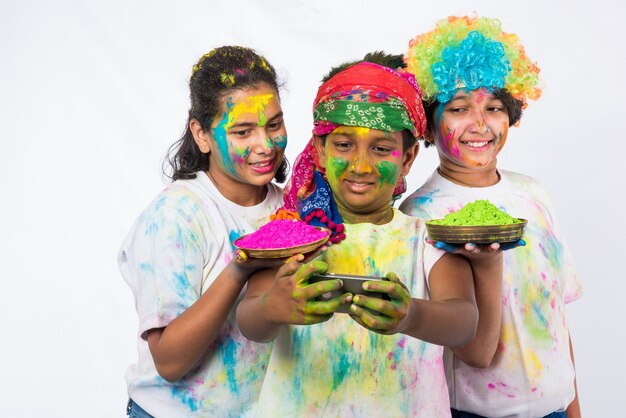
top-left (451, 409), bottom-right (566, 418)
top-left (127, 399), bottom-right (154, 418)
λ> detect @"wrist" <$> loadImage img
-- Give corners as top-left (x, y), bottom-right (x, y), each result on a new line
top-left (468, 253), bottom-right (503, 270)
top-left (227, 262), bottom-right (253, 285)
top-left (398, 298), bottom-right (417, 335)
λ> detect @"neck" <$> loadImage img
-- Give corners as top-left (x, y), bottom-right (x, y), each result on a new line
top-left (337, 203), bottom-right (394, 226)
top-left (206, 165), bottom-right (267, 206)
top-left (437, 158), bottom-right (500, 187)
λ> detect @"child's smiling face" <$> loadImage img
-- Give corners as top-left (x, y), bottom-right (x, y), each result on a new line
top-left (433, 88), bottom-right (510, 169)
top-left (316, 126), bottom-right (414, 218)
top-left (208, 83), bottom-right (287, 187)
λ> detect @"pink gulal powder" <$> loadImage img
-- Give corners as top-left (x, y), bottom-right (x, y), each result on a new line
top-left (236, 220), bottom-right (329, 249)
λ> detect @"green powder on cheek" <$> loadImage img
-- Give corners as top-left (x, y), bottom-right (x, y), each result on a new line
top-left (430, 200), bottom-right (520, 226)
top-left (327, 157), bottom-right (349, 181)
top-left (375, 161), bottom-right (398, 186)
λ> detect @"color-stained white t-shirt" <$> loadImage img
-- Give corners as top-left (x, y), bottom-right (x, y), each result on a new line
top-left (254, 209), bottom-right (448, 417)
top-left (400, 169), bottom-right (582, 418)
top-left (119, 172), bottom-right (282, 418)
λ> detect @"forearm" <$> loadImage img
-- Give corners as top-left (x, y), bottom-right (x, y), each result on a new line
top-left (401, 298), bottom-right (478, 347)
top-left (147, 263), bottom-right (248, 382)
top-left (451, 257), bottom-right (503, 367)
top-left (236, 293), bottom-right (282, 343)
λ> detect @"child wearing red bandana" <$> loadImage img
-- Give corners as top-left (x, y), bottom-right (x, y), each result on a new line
top-left (236, 53), bottom-right (505, 417)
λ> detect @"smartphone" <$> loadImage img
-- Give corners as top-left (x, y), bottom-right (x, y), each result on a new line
top-left (309, 273), bottom-right (391, 314)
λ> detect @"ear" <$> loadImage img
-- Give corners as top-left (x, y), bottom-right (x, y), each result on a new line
top-left (313, 135), bottom-right (326, 169)
top-left (189, 119), bottom-right (211, 154)
top-left (401, 142), bottom-right (419, 176)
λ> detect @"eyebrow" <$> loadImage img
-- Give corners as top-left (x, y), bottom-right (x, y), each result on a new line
top-left (228, 111), bottom-right (283, 129)
top-left (333, 129), bottom-right (400, 143)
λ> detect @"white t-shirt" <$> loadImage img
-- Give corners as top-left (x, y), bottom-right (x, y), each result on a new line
top-left (254, 209), bottom-right (448, 417)
top-left (400, 169), bottom-right (582, 418)
top-left (119, 171), bottom-right (283, 418)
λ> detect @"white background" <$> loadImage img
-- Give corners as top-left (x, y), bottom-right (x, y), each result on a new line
top-left (1, 1), bottom-right (624, 416)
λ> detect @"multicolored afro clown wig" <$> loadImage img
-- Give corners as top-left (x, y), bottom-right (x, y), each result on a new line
top-left (405, 15), bottom-right (541, 125)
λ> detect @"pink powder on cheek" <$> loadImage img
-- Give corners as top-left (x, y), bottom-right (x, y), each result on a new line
top-left (235, 220), bottom-right (330, 249)
top-left (440, 127), bottom-right (461, 158)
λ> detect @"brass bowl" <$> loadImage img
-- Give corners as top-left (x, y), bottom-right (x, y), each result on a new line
top-left (425, 219), bottom-right (527, 244)
top-left (234, 226), bottom-right (330, 259)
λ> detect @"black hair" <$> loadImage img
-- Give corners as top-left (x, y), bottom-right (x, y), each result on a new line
top-left (423, 88), bottom-right (524, 147)
top-left (164, 46), bottom-right (288, 182)
top-left (321, 50), bottom-right (406, 83)
top-left (319, 51), bottom-right (417, 153)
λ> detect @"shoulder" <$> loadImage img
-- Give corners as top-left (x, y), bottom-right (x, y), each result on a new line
top-left (145, 182), bottom-right (211, 219)
top-left (266, 182), bottom-right (284, 205)
top-left (390, 209), bottom-right (429, 237)
top-left (399, 181), bottom-right (445, 219)
top-left (500, 169), bottom-right (553, 204)
top-left (129, 179), bottom-right (221, 240)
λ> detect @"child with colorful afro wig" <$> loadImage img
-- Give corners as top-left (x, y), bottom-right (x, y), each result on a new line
top-left (400, 14), bottom-right (582, 418)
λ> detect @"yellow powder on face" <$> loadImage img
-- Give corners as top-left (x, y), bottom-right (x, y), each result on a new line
top-left (430, 199), bottom-right (520, 226)
top-left (331, 126), bottom-right (370, 138)
top-left (225, 93), bottom-right (274, 129)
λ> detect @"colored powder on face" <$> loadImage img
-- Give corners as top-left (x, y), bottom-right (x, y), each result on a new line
top-left (375, 161), bottom-right (398, 186)
top-left (326, 157), bottom-right (349, 184)
top-left (232, 144), bottom-right (250, 165)
top-left (332, 126), bottom-right (370, 138)
top-left (235, 220), bottom-right (330, 249)
top-left (273, 135), bottom-right (287, 150)
top-left (430, 199), bottom-right (520, 225)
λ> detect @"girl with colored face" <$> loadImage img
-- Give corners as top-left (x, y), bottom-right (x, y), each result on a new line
top-left (119, 47), bottom-right (294, 418)
top-left (434, 88), bottom-right (509, 171)
top-left (199, 84), bottom-right (288, 197)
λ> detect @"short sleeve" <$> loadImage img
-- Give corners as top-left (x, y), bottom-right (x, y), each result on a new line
top-left (529, 181), bottom-right (583, 304)
top-left (119, 193), bottom-right (213, 338)
top-left (419, 227), bottom-right (445, 289)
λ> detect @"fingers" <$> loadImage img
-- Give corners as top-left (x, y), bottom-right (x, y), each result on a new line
top-left (431, 239), bottom-right (525, 255)
top-left (233, 249), bottom-right (249, 264)
top-left (384, 272), bottom-right (400, 283)
top-left (433, 241), bottom-right (462, 253)
top-left (293, 260), bottom-right (328, 286)
top-left (349, 303), bottom-right (396, 333)
top-left (499, 239), bottom-right (526, 251)
top-left (283, 253), bottom-right (305, 265)
top-left (305, 293), bottom-right (352, 315)
top-left (364, 279), bottom-right (410, 303)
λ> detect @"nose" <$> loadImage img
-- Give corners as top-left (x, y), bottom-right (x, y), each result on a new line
top-left (252, 133), bottom-right (275, 155)
top-left (469, 111), bottom-right (490, 134)
top-left (350, 152), bottom-right (372, 174)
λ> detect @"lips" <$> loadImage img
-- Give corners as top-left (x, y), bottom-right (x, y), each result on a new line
top-left (343, 178), bottom-right (376, 193)
top-left (248, 158), bottom-right (275, 174)
top-left (459, 139), bottom-right (494, 151)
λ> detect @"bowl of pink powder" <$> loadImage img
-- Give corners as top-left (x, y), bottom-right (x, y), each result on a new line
top-left (234, 220), bottom-right (330, 258)
top-left (426, 200), bottom-right (527, 244)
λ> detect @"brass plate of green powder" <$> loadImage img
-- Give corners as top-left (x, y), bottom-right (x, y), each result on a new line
top-left (426, 219), bottom-right (528, 244)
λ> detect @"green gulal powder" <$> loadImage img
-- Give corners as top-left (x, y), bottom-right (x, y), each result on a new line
top-left (430, 200), bottom-right (520, 226)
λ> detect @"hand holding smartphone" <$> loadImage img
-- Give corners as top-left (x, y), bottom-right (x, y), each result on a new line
top-left (309, 273), bottom-right (391, 314)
